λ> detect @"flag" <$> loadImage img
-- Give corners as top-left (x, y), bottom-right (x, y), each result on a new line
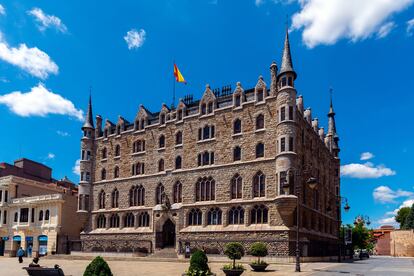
top-left (173, 63), bottom-right (186, 84)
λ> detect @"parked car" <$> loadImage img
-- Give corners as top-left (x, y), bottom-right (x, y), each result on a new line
top-left (354, 249), bottom-right (369, 260)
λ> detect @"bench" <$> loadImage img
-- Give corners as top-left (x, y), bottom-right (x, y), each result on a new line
top-left (23, 266), bottom-right (65, 276)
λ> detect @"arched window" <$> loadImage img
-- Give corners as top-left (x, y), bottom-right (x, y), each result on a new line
top-left (124, 213), bottom-right (135, 228)
top-left (231, 174), bottom-right (242, 199)
top-left (173, 181), bottom-right (182, 203)
top-left (253, 171), bottom-right (265, 197)
top-left (201, 103), bottom-right (206, 115)
top-left (233, 119), bottom-right (242, 134)
top-left (159, 135), bottom-right (165, 148)
top-left (256, 88), bottom-right (264, 102)
top-left (111, 188), bottom-right (119, 208)
top-left (98, 190), bottom-right (106, 209)
top-left (133, 140), bottom-right (145, 153)
top-left (114, 166), bottom-right (120, 178)
top-left (45, 210), bottom-right (50, 220)
top-left (250, 205), bottom-right (268, 224)
top-left (256, 114), bottom-right (264, 130)
top-left (133, 162), bottom-right (145, 175)
top-left (115, 145), bottom-right (121, 157)
top-left (102, 148), bottom-right (107, 159)
top-left (203, 125), bottom-right (210, 140)
top-left (109, 213), bottom-right (120, 228)
top-left (195, 176), bottom-right (215, 201)
top-left (175, 156), bottom-right (182, 170)
top-left (229, 206), bottom-right (244, 225)
top-left (188, 208), bottom-right (202, 226)
top-left (138, 212), bottom-right (150, 227)
top-left (129, 185), bottom-right (145, 206)
top-left (207, 207), bottom-right (222, 225)
top-left (233, 146), bottom-right (241, 161)
top-left (101, 169), bottom-right (106, 180)
top-left (38, 210), bottom-right (43, 221)
top-left (158, 159), bottom-right (165, 172)
top-left (156, 183), bottom-right (165, 204)
top-left (97, 214), bottom-right (106, 228)
top-left (176, 131), bottom-right (183, 145)
top-left (256, 143), bottom-right (264, 158)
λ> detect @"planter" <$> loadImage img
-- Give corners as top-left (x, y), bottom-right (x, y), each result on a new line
top-left (249, 263), bottom-right (268, 272)
top-left (222, 269), bottom-right (244, 276)
top-left (182, 273), bottom-right (216, 276)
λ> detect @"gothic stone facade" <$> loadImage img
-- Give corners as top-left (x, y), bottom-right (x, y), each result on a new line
top-left (77, 32), bottom-right (341, 257)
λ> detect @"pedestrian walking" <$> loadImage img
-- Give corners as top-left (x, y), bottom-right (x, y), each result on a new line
top-left (17, 247), bottom-right (24, 263)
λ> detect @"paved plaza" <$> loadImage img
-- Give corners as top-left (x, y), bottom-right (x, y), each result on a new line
top-left (0, 256), bottom-right (412, 276)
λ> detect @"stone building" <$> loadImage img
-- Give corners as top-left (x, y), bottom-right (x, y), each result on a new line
top-left (77, 30), bottom-right (341, 257)
top-left (0, 158), bottom-right (81, 257)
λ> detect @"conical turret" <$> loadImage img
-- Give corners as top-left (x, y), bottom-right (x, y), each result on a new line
top-left (327, 91), bottom-right (340, 157)
top-left (278, 27), bottom-right (296, 80)
top-left (82, 94), bottom-right (94, 130)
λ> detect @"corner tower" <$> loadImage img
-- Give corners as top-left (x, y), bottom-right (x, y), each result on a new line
top-left (77, 94), bottom-right (95, 231)
top-left (275, 27), bottom-right (298, 195)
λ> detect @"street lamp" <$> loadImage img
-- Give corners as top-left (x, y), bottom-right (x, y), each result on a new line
top-left (354, 215), bottom-right (371, 227)
top-left (283, 168), bottom-right (318, 273)
top-left (336, 196), bottom-right (350, 262)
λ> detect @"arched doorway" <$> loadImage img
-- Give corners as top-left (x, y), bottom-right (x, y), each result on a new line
top-left (161, 219), bottom-right (175, 248)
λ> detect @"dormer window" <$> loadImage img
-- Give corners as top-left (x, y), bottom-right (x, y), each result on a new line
top-left (207, 102), bottom-right (213, 113)
top-left (257, 89), bottom-right (264, 102)
top-left (104, 129), bottom-right (108, 138)
top-left (235, 95), bottom-right (241, 107)
top-left (116, 125), bottom-right (121, 135)
top-left (177, 110), bottom-right (183, 121)
top-left (201, 104), bottom-right (206, 115)
top-left (160, 113), bottom-right (166, 125)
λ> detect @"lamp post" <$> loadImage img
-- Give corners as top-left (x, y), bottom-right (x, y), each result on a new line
top-left (282, 168), bottom-right (318, 273)
top-left (331, 196), bottom-right (350, 262)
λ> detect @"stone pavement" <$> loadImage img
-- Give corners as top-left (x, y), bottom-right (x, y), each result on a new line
top-left (0, 256), bottom-right (338, 276)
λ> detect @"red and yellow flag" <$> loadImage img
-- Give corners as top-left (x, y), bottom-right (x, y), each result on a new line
top-left (173, 63), bottom-right (186, 84)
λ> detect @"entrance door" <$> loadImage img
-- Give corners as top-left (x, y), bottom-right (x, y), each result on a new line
top-left (162, 219), bottom-right (175, 248)
top-left (0, 240), bottom-right (4, 256)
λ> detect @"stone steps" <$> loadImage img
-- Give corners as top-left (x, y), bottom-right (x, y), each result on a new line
top-left (148, 247), bottom-right (178, 259)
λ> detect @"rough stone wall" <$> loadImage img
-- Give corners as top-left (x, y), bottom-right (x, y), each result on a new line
top-left (390, 230), bottom-right (414, 257)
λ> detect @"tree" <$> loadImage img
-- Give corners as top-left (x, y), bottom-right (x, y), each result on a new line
top-left (352, 222), bottom-right (373, 250)
top-left (404, 204), bottom-right (414, 229)
top-left (249, 242), bottom-right (268, 264)
top-left (395, 207), bottom-right (410, 229)
top-left (84, 256), bottom-right (112, 276)
top-left (224, 242), bottom-right (244, 269)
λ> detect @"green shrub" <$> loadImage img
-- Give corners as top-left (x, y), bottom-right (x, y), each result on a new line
top-left (223, 242), bottom-right (245, 269)
top-left (83, 256), bottom-right (113, 276)
top-left (249, 242), bottom-right (268, 263)
top-left (187, 250), bottom-right (210, 275)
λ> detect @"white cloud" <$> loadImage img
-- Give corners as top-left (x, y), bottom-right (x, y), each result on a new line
top-left (373, 185), bottom-right (413, 204)
top-left (379, 198), bottom-right (414, 227)
top-left (124, 29), bottom-right (146, 49)
top-left (0, 4), bottom-right (5, 15)
top-left (360, 152), bottom-right (374, 161)
top-left (0, 32), bottom-right (58, 79)
top-left (72, 159), bottom-right (80, 175)
top-left (56, 130), bottom-right (70, 137)
top-left (341, 162), bottom-right (396, 179)
top-left (377, 21), bottom-right (396, 38)
top-left (291, 0), bottom-right (414, 48)
top-left (378, 216), bottom-right (397, 225)
top-left (47, 153), bottom-right (55, 159)
top-left (407, 18), bottom-right (414, 35)
top-left (0, 83), bottom-right (84, 120)
top-left (28, 7), bottom-right (67, 33)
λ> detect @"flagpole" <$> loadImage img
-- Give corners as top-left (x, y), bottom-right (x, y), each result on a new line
top-left (172, 59), bottom-right (176, 109)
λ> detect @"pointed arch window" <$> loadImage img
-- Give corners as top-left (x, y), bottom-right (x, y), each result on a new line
top-left (114, 166), bottom-right (120, 178)
top-left (109, 213), bottom-right (120, 228)
top-left (129, 185), bottom-right (145, 206)
top-left (159, 135), bottom-right (165, 148)
top-left (229, 206), bottom-right (244, 225)
top-left (138, 212), bottom-right (150, 227)
top-left (207, 207), bottom-right (222, 225)
top-left (175, 156), bottom-right (182, 170)
top-left (111, 188), bottom-right (119, 208)
top-left (195, 176), bottom-right (215, 202)
top-left (97, 214), bottom-right (106, 228)
top-left (250, 205), bottom-right (268, 224)
top-left (98, 190), bottom-right (106, 209)
top-left (231, 174), bottom-right (242, 199)
top-left (45, 210), bottom-right (50, 221)
top-left (158, 159), bottom-right (165, 172)
top-left (101, 168), bottom-right (106, 180)
top-left (188, 208), bottom-right (202, 226)
top-left (173, 181), bottom-right (182, 203)
top-left (38, 210), bottom-right (43, 221)
top-left (115, 145), bottom-right (121, 157)
top-left (233, 146), bottom-right (241, 161)
top-left (256, 143), bottom-right (264, 158)
top-left (233, 119), bottom-right (242, 134)
top-left (256, 114), bottom-right (264, 130)
top-left (253, 171), bottom-right (265, 197)
top-left (156, 183), bottom-right (165, 204)
top-left (201, 103), bottom-right (207, 115)
top-left (124, 212), bottom-right (135, 228)
top-left (176, 131), bottom-right (183, 145)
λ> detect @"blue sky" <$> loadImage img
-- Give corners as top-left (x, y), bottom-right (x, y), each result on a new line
top-left (0, 0), bottom-right (413, 228)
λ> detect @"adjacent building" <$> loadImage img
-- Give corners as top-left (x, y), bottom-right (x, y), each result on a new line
top-left (0, 158), bottom-right (81, 257)
top-left (78, 29), bottom-right (342, 258)
top-left (373, 225), bottom-right (394, 255)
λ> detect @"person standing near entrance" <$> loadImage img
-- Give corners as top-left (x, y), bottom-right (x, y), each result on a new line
top-left (17, 247), bottom-right (24, 263)
top-left (27, 245), bottom-right (32, 258)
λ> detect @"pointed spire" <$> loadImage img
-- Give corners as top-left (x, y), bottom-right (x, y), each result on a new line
top-left (278, 26), bottom-right (296, 79)
top-left (82, 89), bottom-right (94, 129)
top-left (327, 88), bottom-right (340, 156)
